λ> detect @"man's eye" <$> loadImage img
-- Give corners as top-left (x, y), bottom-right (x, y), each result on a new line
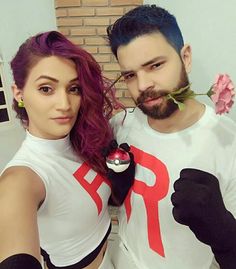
top-left (69, 85), bottom-right (81, 95)
top-left (38, 86), bottom-right (52, 94)
top-left (152, 62), bottom-right (164, 69)
top-left (124, 73), bottom-right (135, 81)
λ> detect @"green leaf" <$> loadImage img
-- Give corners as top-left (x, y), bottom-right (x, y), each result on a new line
top-left (171, 84), bottom-right (191, 96)
top-left (207, 86), bottom-right (213, 97)
top-left (177, 102), bottom-right (186, 111)
top-left (167, 94), bottom-right (186, 111)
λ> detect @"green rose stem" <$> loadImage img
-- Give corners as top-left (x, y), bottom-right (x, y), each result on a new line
top-left (167, 85), bottom-right (213, 111)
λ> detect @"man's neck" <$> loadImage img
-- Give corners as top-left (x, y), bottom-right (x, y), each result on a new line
top-left (147, 99), bottom-right (205, 133)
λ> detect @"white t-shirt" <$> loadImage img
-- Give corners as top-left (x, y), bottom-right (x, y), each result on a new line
top-left (1, 132), bottom-right (111, 267)
top-left (110, 105), bottom-right (236, 269)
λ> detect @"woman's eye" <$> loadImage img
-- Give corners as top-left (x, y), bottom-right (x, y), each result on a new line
top-left (38, 86), bottom-right (52, 94)
top-left (69, 85), bottom-right (81, 95)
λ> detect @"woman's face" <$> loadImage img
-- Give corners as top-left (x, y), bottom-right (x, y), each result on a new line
top-left (13, 56), bottom-right (82, 139)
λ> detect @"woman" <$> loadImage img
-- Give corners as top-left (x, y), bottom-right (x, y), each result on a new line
top-left (0, 31), bottom-right (134, 269)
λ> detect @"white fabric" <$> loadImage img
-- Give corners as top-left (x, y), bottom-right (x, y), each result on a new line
top-left (110, 236), bottom-right (139, 269)
top-left (98, 241), bottom-right (115, 269)
top-left (1, 132), bottom-right (111, 267)
top-left (110, 105), bottom-right (236, 269)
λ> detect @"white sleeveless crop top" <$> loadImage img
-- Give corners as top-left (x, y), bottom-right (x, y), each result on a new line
top-left (1, 132), bottom-right (111, 267)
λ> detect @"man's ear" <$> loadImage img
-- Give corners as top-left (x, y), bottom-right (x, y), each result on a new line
top-left (180, 44), bottom-right (192, 73)
top-left (12, 84), bottom-right (23, 102)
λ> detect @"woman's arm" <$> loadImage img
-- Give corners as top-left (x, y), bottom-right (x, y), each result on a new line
top-left (0, 166), bottom-right (46, 267)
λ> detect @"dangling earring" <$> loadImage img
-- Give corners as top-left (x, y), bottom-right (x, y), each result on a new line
top-left (18, 98), bottom-right (24, 108)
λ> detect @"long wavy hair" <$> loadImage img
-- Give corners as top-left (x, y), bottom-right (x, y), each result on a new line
top-left (10, 31), bottom-right (121, 174)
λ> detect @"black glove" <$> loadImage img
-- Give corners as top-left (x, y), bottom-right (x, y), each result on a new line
top-left (0, 254), bottom-right (42, 269)
top-left (102, 140), bottom-right (135, 206)
top-left (171, 168), bottom-right (236, 269)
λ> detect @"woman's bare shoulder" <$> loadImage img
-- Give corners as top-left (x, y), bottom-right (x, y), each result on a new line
top-left (0, 166), bottom-right (46, 205)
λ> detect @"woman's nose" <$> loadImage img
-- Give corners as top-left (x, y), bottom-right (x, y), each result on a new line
top-left (55, 91), bottom-right (70, 111)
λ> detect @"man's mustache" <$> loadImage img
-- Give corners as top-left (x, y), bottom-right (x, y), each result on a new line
top-left (136, 92), bottom-right (169, 107)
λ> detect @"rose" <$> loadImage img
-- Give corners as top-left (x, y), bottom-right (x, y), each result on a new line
top-left (210, 74), bottom-right (235, 115)
top-left (167, 74), bottom-right (235, 115)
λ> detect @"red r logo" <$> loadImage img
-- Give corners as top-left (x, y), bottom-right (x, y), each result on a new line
top-left (73, 162), bottom-right (110, 215)
top-left (124, 146), bottom-right (169, 257)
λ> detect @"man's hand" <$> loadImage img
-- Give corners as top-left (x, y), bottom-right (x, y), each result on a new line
top-left (102, 140), bottom-right (135, 206)
top-left (171, 168), bottom-right (236, 268)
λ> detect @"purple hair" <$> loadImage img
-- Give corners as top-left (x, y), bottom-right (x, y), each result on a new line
top-left (10, 31), bottom-right (121, 174)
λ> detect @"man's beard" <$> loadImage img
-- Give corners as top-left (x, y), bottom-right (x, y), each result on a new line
top-left (136, 66), bottom-right (189, 120)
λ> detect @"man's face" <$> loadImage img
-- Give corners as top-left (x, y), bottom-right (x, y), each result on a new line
top-left (117, 33), bottom-right (191, 120)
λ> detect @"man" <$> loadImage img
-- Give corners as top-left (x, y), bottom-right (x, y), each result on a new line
top-left (106, 4), bottom-right (236, 269)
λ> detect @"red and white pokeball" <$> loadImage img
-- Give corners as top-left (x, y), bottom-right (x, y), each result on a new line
top-left (106, 148), bottom-right (131, 173)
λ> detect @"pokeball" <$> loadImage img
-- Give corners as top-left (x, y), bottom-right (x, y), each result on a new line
top-left (106, 148), bottom-right (131, 173)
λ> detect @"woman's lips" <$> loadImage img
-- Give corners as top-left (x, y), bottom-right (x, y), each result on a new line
top-left (52, 116), bottom-right (73, 124)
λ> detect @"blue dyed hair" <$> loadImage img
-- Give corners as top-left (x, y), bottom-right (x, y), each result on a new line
top-left (107, 4), bottom-right (184, 58)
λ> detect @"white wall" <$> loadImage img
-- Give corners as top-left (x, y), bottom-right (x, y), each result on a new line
top-left (0, 0), bottom-right (57, 172)
top-left (144, 0), bottom-right (236, 121)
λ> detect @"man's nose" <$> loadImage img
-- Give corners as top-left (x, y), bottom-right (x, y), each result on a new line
top-left (137, 72), bottom-right (154, 92)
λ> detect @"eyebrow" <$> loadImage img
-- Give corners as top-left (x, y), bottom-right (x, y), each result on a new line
top-left (142, 56), bottom-right (166, 67)
top-left (120, 56), bottom-right (166, 76)
top-left (35, 75), bottom-right (79, 83)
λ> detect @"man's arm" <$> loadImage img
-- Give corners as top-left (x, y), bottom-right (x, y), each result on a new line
top-left (171, 168), bottom-right (236, 269)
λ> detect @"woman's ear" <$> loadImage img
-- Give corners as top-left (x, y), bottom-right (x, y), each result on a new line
top-left (180, 44), bottom-right (192, 73)
top-left (12, 84), bottom-right (23, 102)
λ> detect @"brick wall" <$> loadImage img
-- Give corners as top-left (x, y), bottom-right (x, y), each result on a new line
top-left (54, 0), bottom-right (143, 107)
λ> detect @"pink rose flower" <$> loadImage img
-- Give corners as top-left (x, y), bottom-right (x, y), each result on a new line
top-left (209, 74), bottom-right (235, 115)
top-left (167, 73), bottom-right (235, 115)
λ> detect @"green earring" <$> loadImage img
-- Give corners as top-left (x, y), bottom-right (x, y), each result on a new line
top-left (18, 98), bottom-right (24, 108)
